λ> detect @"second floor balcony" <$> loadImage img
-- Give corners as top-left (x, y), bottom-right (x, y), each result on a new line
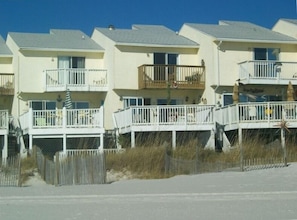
top-left (45, 69), bottom-right (108, 92)
top-left (0, 74), bottom-right (14, 95)
top-left (239, 61), bottom-right (297, 85)
top-left (138, 65), bottom-right (205, 90)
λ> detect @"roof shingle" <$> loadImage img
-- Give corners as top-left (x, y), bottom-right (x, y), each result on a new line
top-left (184, 20), bottom-right (297, 43)
top-left (8, 29), bottom-right (104, 52)
top-left (94, 25), bottom-right (199, 48)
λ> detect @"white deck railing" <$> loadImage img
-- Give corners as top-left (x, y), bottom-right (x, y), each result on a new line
top-left (19, 107), bottom-right (104, 131)
top-left (45, 68), bottom-right (108, 91)
top-left (113, 105), bottom-right (215, 131)
top-left (239, 61), bottom-right (297, 83)
top-left (114, 102), bottom-right (297, 134)
top-left (215, 101), bottom-right (297, 128)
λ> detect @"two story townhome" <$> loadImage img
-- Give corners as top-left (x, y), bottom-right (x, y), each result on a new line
top-left (179, 20), bottom-right (297, 145)
top-left (0, 35), bottom-right (14, 160)
top-left (6, 29), bottom-right (107, 154)
top-left (91, 25), bottom-right (213, 148)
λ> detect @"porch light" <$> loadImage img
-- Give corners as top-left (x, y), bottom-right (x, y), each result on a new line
top-left (185, 96), bottom-right (189, 102)
top-left (57, 95), bottom-right (62, 102)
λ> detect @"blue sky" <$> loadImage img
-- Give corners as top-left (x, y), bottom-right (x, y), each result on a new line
top-left (0, 0), bottom-right (296, 38)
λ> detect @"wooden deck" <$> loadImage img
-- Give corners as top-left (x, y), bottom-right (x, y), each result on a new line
top-left (138, 65), bottom-right (205, 90)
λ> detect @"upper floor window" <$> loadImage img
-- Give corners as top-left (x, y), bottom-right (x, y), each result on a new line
top-left (58, 56), bottom-right (85, 69)
top-left (254, 48), bottom-right (279, 61)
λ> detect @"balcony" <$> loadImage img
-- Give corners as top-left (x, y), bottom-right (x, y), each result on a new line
top-left (45, 69), bottom-right (108, 92)
top-left (138, 65), bottom-right (205, 90)
top-left (0, 74), bottom-right (14, 95)
top-left (239, 61), bottom-right (297, 85)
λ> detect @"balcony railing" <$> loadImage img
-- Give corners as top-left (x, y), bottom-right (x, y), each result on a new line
top-left (138, 65), bottom-right (205, 89)
top-left (19, 107), bottom-right (104, 131)
top-left (0, 74), bottom-right (14, 95)
top-left (45, 69), bottom-right (108, 92)
top-left (239, 61), bottom-right (297, 84)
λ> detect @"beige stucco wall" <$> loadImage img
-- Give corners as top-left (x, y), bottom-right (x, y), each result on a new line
top-left (273, 20), bottom-right (297, 39)
top-left (0, 57), bottom-right (13, 73)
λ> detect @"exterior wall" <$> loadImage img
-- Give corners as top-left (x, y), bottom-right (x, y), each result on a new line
top-left (179, 25), bottom-right (218, 104)
top-left (0, 57), bottom-right (13, 73)
top-left (273, 20), bottom-right (297, 39)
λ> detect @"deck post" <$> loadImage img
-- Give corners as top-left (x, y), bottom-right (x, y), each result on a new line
top-left (172, 130), bottom-right (176, 150)
top-left (239, 126), bottom-right (243, 171)
top-left (63, 134), bottom-right (67, 153)
top-left (99, 133), bottom-right (104, 149)
top-left (131, 131), bottom-right (135, 148)
top-left (2, 134), bottom-right (8, 160)
top-left (29, 134), bottom-right (33, 151)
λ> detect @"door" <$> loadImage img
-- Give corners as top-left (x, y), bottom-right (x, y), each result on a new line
top-left (58, 57), bottom-right (70, 84)
top-left (254, 48), bottom-right (279, 77)
top-left (71, 57), bottom-right (85, 84)
top-left (153, 53), bottom-right (178, 81)
top-left (154, 53), bottom-right (166, 80)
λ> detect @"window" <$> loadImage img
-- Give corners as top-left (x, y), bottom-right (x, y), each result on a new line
top-left (123, 97), bottom-right (144, 108)
top-left (58, 56), bottom-right (85, 84)
top-left (63, 101), bottom-right (89, 109)
top-left (30, 101), bottom-right (56, 110)
top-left (254, 48), bottom-right (279, 61)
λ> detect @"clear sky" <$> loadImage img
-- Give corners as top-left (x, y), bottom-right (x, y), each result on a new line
top-left (0, 0), bottom-right (296, 38)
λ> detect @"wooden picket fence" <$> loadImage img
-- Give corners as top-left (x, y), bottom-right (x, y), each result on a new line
top-left (165, 151), bottom-right (291, 175)
top-left (0, 156), bottom-right (21, 187)
top-left (35, 147), bottom-right (106, 186)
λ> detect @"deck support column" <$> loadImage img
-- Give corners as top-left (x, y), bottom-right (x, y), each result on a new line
top-left (131, 131), bottom-right (135, 148)
top-left (239, 127), bottom-right (243, 171)
top-left (29, 134), bottom-right (33, 151)
top-left (172, 130), bottom-right (176, 150)
top-left (2, 134), bottom-right (8, 161)
top-left (99, 134), bottom-right (104, 149)
top-left (63, 134), bottom-right (67, 153)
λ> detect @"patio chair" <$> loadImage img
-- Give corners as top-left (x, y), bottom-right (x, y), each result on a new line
top-left (35, 117), bottom-right (47, 126)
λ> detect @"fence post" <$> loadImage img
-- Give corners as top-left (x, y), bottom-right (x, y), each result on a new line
top-left (55, 152), bottom-right (60, 186)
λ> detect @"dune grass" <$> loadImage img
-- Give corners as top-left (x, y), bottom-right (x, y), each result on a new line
top-left (106, 134), bottom-right (297, 179)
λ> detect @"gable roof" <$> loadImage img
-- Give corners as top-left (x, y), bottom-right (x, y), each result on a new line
top-left (94, 25), bottom-right (199, 48)
top-left (0, 35), bottom-right (12, 57)
top-left (8, 29), bottom-right (104, 52)
top-left (184, 20), bottom-right (297, 44)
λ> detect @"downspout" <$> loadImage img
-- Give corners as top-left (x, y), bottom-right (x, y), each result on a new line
top-left (214, 41), bottom-right (222, 107)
